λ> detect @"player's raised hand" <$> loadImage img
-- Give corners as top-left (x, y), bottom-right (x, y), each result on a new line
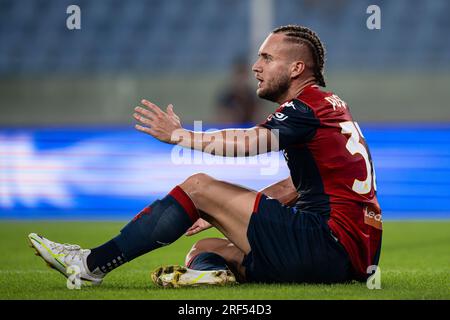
top-left (133, 99), bottom-right (182, 144)
top-left (185, 218), bottom-right (212, 236)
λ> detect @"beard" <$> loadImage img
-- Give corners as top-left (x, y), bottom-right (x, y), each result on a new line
top-left (256, 73), bottom-right (291, 103)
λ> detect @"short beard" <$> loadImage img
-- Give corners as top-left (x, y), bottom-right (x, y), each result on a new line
top-left (257, 73), bottom-right (291, 103)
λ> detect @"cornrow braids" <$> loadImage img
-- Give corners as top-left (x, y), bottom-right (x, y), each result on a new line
top-left (273, 25), bottom-right (326, 87)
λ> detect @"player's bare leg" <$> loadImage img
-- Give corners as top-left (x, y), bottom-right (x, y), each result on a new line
top-left (151, 173), bottom-right (258, 287)
top-left (30, 172), bottom-right (257, 287)
top-left (179, 173), bottom-right (257, 255)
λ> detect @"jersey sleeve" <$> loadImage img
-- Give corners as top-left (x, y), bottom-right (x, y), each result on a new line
top-left (258, 99), bottom-right (320, 149)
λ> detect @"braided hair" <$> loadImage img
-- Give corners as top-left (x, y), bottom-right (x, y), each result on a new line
top-left (272, 25), bottom-right (326, 87)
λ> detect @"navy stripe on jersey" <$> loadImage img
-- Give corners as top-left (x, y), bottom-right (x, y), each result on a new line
top-left (259, 99), bottom-right (320, 150)
top-left (259, 99), bottom-right (328, 215)
top-left (286, 145), bottom-right (330, 215)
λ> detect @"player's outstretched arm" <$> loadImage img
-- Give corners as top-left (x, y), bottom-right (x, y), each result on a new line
top-left (133, 99), bottom-right (182, 143)
top-left (134, 99), bottom-right (278, 157)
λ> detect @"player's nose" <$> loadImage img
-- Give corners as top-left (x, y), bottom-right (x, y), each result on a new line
top-left (252, 66), bottom-right (262, 74)
top-left (252, 60), bottom-right (262, 73)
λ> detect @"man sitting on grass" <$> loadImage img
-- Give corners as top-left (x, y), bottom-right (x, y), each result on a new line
top-left (29, 25), bottom-right (382, 287)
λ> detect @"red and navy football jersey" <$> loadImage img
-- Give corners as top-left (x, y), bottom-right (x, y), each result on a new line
top-left (259, 84), bottom-right (382, 280)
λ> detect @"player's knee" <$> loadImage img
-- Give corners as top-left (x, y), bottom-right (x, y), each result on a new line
top-left (189, 173), bottom-right (213, 186)
top-left (180, 173), bottom-right (213, 194)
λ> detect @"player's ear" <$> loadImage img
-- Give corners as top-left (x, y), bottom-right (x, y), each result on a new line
top-left (290, 60), bottom-right (305, 79)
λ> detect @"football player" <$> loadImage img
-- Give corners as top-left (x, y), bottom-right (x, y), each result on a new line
top-left (29, 25), bottom-right (381, 287)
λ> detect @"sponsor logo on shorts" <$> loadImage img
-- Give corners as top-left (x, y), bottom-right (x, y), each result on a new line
top-left (364, 206), bottom-right (383, 230)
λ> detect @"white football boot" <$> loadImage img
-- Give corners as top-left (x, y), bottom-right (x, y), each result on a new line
top-left (151, 265), bottom-right (237, 288)
top-left (28, 233), bottom-right (104, 286)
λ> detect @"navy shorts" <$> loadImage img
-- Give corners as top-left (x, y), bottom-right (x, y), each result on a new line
top-left (242, 194), bottom-right (353, 284)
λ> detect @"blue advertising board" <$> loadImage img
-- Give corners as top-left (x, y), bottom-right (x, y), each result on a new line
top-left (1, 124), bottom-right (449, 220)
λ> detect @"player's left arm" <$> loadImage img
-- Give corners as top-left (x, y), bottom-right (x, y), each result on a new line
top-left (133, 99), bottom-right (277, 156)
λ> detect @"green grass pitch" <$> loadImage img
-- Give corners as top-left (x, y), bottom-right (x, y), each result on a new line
top-left (0, 221), bottom-right (449, 300)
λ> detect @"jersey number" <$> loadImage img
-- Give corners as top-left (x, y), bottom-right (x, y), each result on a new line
top-left (340, 121), bottom-right (377, 194)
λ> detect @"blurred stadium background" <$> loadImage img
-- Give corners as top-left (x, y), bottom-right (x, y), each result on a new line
top-left (1, 0), bottom-right (449, 220)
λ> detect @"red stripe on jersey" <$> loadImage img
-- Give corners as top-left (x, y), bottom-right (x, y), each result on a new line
top-left (298, 85), bottom-right (382, 280)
